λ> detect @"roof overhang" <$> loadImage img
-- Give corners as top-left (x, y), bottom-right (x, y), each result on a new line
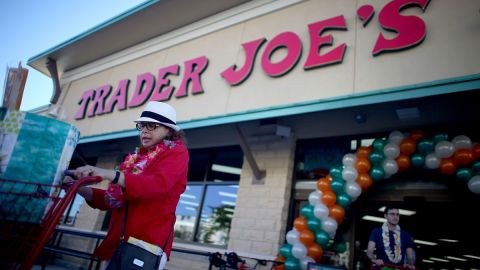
top-left (27, 0), bottom-right (252, 77)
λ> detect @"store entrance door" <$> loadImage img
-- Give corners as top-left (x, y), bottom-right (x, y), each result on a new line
top-left (352, 169), bottom-right (480, 270)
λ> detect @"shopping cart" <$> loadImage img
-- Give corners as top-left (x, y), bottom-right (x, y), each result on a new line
top-left (0, 176), bottom-right (101, 270)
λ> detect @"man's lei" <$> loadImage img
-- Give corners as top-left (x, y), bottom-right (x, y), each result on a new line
top-left (105, 140), bottom-right (178, 208)
top-left (382, 222), bottom-right (402, 263)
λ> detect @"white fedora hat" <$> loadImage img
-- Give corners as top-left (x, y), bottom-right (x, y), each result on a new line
top-left (135, 101), bottom-right (180, 131)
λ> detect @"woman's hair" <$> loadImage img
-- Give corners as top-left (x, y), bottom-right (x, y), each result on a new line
top-left (166, 128), bottom-right (187, 143)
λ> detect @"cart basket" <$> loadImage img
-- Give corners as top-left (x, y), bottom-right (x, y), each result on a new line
top-left (0, 176), bottom-right (102, 270)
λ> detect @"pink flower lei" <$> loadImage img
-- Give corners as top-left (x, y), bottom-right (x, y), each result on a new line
top-left (119, 139), bottom-right (178, 174)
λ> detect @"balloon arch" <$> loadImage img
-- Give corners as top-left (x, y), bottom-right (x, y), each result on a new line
top-left (274, 130), bottom-right (480, 270)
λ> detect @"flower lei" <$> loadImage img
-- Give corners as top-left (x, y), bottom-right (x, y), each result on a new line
top-left (119, 140), bottom-right (177, 174)
top-left (382, 222), bottom-right (402, 263)
top-left (105, 140), bottom-right (178, 208)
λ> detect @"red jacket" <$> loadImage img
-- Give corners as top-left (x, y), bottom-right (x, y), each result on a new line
top-left (88, 141), bottom-right (188, 260)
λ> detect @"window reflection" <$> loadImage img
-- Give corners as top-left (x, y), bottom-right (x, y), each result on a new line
top-left (175, 145), bottom-right (243, 246)
top-left (197, 185), bottom-right (238, 246)
top-left (175, 185), bottom-right (203, 241)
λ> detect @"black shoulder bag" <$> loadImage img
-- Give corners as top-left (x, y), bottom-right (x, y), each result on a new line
top-left (106, 203), bottom-right (174, 270)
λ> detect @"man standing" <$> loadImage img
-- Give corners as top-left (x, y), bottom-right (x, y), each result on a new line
top-left (367, 205), bottom-right (416, 269)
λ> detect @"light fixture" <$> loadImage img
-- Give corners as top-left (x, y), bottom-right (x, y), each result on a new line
top-left (464, 255), bottom-right (480, 260)
top-left (361, 215), bottom-right (386, 223)
top-left (354, 113), bottom-right (367, 123)
top-left (211, 164), bottom-right (242, 175)
top-left (429, 257), bottom-right (449, 262)
top-left (378, 207), bottom-right (416, 216)
top-left (396, 107), bottom-right (420, 120)
top-left (414, 239), bottom-right (438, 246)
top-left (422, 259), bottom-right (434, 264)
top-left (438, 238), bottom-right (459, 243)
top-left (275, 125), bottom-right (291, 137)
top-left (445, 256), bottom-right (467, 262)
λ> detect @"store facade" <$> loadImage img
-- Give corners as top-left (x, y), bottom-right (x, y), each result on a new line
top-left (28, 0), bottom-right (480, 269)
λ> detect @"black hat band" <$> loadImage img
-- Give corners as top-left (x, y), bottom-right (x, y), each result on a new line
top-left (140, 111), bottom-right (176, 125)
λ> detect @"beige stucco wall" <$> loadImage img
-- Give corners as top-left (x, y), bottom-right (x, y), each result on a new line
top-left (56, 0), bottom-right (480, 138)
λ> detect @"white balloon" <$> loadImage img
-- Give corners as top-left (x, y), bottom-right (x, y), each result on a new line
top-left (345, 182), bottom-right (362, 200)
top-left (291, 243), bottom-right (308, 260)
top-left (468, 175), bottom-right (480, 194)
top-left (452, 135), bottom-right (472, 150)
top-left (435, 141), bottom-right (455, 158)
top-left (342, 153), bottom-right (357, 167)
top-left (313, 203), bottom-right (329, 220)
top-left (342, 166), bottom-right (358, 182)
top-left (425, 153), bottom-right (440, 169)
top-left (383, 143), bottom-right (400, 159)
top-left (286, 229), bottom-right (300, 245)
top-left (321, 217), bottom-right (338, 235)
top-left (382, 159), bottom-right (399, 175)
top-left (308, 190), bottom-right (322, 206)
top-left (388, 130), bottom-right (405, 145)
top-left (301, 256), bottom-right (315, 270)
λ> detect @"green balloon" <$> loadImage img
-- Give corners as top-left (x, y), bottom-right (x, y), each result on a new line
top-left (331, 179), bottom-right (345, 193)
top-left (411, 153), bottom-right (425, 167)
top-left (456, 167), bottom-right (473, 181)
top-left (473, 160), bottom-right (480, 172)
top-left (334, 242), bottom-right (347, 253)
top-left (307, 217), bottom-right (322, 233)
top-left (315, 230), bottom-right (330, 248)
top-left (373, 138), bottom-right (387, 152)
top-left (329, 166), bottom-right (343, 181)
top-left (434, 133), bottom-right (449, 143)
top-left (417, 138), bottom-right (435, 154)
top-left (370, 166), bottom-right (385, 181)
top-left (369, 151), bottom-right (385, 165)
top-left (337, 193), bottom-right (352, 209)
top-left (284, 258), bottom-right (301, 270)
top-left (280, 243), bottom-right (293, 258)
top-left (301, 204), bottom-right (314, 220)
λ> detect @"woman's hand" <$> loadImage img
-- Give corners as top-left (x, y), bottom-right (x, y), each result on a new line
top-left (73, 165), bottom-right (111, 180)
top-left (71, 165), bottom-right (123, 186)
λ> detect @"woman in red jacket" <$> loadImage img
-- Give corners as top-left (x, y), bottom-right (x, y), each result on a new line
top-left (66, 101), bottom-right (188, 270)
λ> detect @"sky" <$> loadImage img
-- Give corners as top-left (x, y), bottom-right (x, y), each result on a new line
top-left (0, 0), bottom-right (149, 111)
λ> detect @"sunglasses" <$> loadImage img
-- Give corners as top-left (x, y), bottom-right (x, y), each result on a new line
top-left (136, 122), bottom-right (162, 131)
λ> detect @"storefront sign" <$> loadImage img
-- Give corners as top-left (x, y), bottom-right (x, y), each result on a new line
top-left (75, 0), bottom-right (429, 120)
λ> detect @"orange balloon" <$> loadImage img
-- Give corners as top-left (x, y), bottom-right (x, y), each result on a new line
top-left (355, 157), bottom-right (371, 174)
top-left (439, 158), bottom-right (457, 175)
top-left (453, 148), bottom-right (474, 166)
top-left (396, 154), bottom-right (411, 171)
top-left (410, 130), bottom-right (425, 141)
top-left (294, 216), bottom-right (308, 232)
top-left (299, 229), bottom-right (315, 246)
top-left (307, 243), bottom-right (324, 262)
top-left (272, 256), bottom-right (286, 270)
top-left (329, 204), bottom-right (345, 224)
top-left (356, 173), bottom-right (373, 191)
top-left (399, 138), bottom-right (416, 155)
top-left (322, 191), bottom-right (336, 207)
top-left (356, 146), bottom-right (373, 159)
top-left (472, 144), bottom-right (480, 160)
top-left (317, 178), bottom-right (332, 192)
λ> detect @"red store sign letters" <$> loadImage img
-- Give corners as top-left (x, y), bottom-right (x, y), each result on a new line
top-left (75, 0), bottom-right (430, 120)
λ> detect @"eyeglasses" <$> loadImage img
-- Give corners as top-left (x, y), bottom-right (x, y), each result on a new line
top-left (136, 122), bottom-right (162, 131)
